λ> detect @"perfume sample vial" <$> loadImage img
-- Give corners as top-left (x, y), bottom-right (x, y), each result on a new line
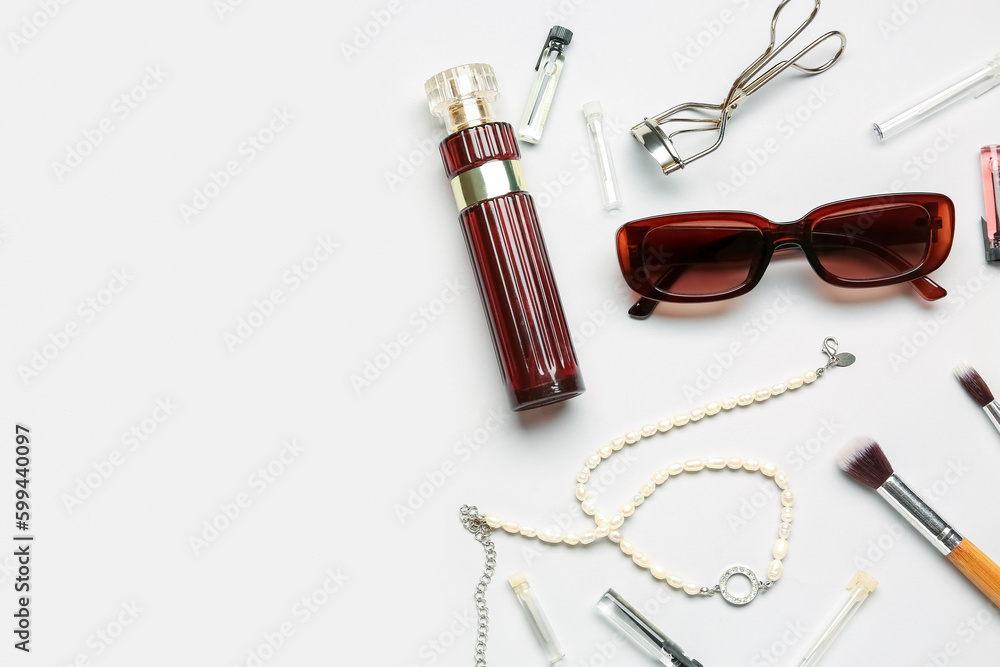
top-left (509, 572), bottom-right (564, 663)
top-left (424, 63), bottom-right (585, 411)
top-left (519, 26), bottom-right (573, 144)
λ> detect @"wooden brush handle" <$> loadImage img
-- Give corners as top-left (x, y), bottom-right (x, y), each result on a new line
top-left (947, 539), bottom-right (1000, 607)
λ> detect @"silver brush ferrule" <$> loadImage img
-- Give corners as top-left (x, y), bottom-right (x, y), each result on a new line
top-left (877, 474), bottom-right (963, 555)
top-left (985, 402), bottom-right (1000, 432)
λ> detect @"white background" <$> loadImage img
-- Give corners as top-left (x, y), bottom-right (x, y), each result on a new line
top-left (1, 0), bottom-right (999, 665)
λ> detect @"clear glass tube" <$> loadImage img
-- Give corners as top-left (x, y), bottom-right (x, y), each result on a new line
top-left (583, 101), bottom-right (622, 211)
top-left (519, 27), bottom-right (572, 144)
top-left (873, 54), bottom-right (1000, 141)
top-left (798, 570), bottom-right (878, 666)
top-left (597, 590), bottom-right (702, 667)
top-left (509, 572), bottom-right (564, 663)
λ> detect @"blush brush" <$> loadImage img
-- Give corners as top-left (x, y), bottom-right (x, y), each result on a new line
top-left (837, 436), bottom-right (1000, 607)
top-left (955, 363), bottom-right (1000, 436)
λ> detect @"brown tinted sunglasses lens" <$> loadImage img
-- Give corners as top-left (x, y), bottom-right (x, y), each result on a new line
top-left (811, 203), bottom-right (937, 281)
top-left (622, 220), bottom-right (765, 298)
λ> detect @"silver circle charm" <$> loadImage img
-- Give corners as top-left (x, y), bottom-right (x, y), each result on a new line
top-left (718, 566), bottom-right (760, 606)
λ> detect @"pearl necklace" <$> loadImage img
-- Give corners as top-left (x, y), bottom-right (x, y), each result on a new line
top-left (463, 338), bottom-right (855, 611)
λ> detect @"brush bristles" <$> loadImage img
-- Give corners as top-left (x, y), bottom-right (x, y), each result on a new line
top-left (837, 437), bottom-right (894, 489)
top-left (955, 363), bottom-right (994, 408)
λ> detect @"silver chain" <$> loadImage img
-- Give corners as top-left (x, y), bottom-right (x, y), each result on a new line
top-left (460, 505), bottom-right (497, 667)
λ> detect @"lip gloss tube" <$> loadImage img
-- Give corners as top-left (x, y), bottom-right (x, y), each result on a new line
top-left (424, 63), bottom-right (584, 411)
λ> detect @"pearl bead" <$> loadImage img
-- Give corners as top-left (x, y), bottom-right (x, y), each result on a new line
top-left (774, 472), bottom-right (790, 490)
top-left (668, 462), bottom-right (684, 476)
top-left (581, 500), bottom-right (596, 516)
top-left (610, 514), bottom-right (625, 529)
top-left (760, 463), bottom-right (777, 477)
top-left (771, 382), bottom-right (787, 395)
top-left (683, 582), bottom-right (701, 595)
top-left (580, 531), bottom-right (596, 545)
top-left (633, 552), bottom-right (650, 568)
top-left (673, 413), bottom-right (690, 427)
top-left (707, 457), bottom-right (727, 470)
top-left (619, 539), bottom-right (634, 555)
top-left (576, 484), bottom-right (588, 501)
top-left (538, 530), bottom-right (562, 544)
top-left (722, 397), bottom-right (737, 410)
top-left (737, 393), bottom-right (754, 406)
top-left (787, 376), bottom-right (803, 389)
top-left (608, 530), bottom-right (622, 543)
top-left (611, 437), bottom-right (626, 451)
top-left (577, 468), bottom-right (591, 483)
top-left (485, 515), bottom-right (502, 528)
top-left (625, 430), bottom-right (641, 444)
top-left (804, 370), bottom-right (818, 384)
top-left (743, 458), bottom-right (761, 471)
top-left (595, 525), bottom-right (610, 538)
top-left (632, 494), bottom-right (644, 506)
top-left (564, 533), bottom-right (580, 545)
top-left (586, 455), bottom-right (601, 469)
top-left (754, 388), bottom-right (771, 402)
top-left (690, 407), bottom-right (706, 421)
top-left (599, 445), bottom-right (613, 459)
top-left (727, 456), bottom-right (743, 469)
top-left (641, 481), bottom-right (656, 497)
top-left (621, 503), bottom-right (635, 517)
top-left (651, 566), bottom-right (667, 580)
top-left (773, 539), bottom-right (788, 560)
top-left (705, 401), bottom-right (722, 416)
top-left (778, 522), bottom-right (791, 539)
top-left (767, 560), bottom-right (783, 581)
top-left (781, 507), bottom-right (794, 523)
top-left (654, 470), bottom-right (668, 485)
top-left (657, 419), bottom-right (673, 433)
top-left (519, 525), bottom-right (537, 537)
top-left (502, 521), bottom-right (520, 533)
top-left (781, 490), bottom-right (795, 507)
top-left (594, 513), bottom-right (609, 527)
top-left (667, 575), bottom-right (684, 589)
top-left (641, 424), bottom-right (658, 438)
top-left (684, 459), bottom-right (705, 472)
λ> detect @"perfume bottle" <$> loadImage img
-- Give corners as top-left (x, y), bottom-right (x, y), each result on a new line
top-left (424, 63), bottom-right (584, 411)
top-left (519, 26), bottom-right (573, 144)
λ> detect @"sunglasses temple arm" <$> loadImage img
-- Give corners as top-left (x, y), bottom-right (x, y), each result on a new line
top-left (909, 276), bottom-right (947, 301)
top-left (629, 297), bottom-right (659, 319)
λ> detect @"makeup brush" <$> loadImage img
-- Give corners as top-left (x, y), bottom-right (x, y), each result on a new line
top-left (837, 436), bottom-right (1000, 607)
top-left (955, 363), bottom-right (1000, 435)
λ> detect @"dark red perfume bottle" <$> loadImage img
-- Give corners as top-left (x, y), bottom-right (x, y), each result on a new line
top-left (425, 63), bottom-right (584, 411)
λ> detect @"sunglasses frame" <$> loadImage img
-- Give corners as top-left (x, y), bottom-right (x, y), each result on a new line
top-left (616, 193), bottom-right (954, 317)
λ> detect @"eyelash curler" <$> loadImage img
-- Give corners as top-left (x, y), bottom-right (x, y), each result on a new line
top-left (632, 0), bottom-right (846, 176)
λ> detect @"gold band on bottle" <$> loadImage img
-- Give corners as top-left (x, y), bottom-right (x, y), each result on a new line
top-left (451, 159), bottom-right (527, 211)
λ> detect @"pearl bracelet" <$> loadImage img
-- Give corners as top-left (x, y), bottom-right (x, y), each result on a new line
top-left (477, 337), bottom-right (855, 606)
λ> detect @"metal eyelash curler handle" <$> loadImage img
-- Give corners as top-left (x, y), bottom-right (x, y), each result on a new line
top-left (632, 0), bottom-right (846, 175)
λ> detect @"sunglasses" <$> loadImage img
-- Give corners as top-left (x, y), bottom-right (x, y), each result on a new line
top-left (616, 193), bottom-right (955, 319)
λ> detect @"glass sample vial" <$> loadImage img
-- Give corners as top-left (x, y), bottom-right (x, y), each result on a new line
top-left (519, 26), bottom-right (573, 144)
top-left (583, 101), bottom-right (622, 210)
top-left (508, 572), bottom-right (564, 663)
top-left (798, 570), bottom-right (878, 666)
top-left (424, 63), bottom-right (584, 411)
